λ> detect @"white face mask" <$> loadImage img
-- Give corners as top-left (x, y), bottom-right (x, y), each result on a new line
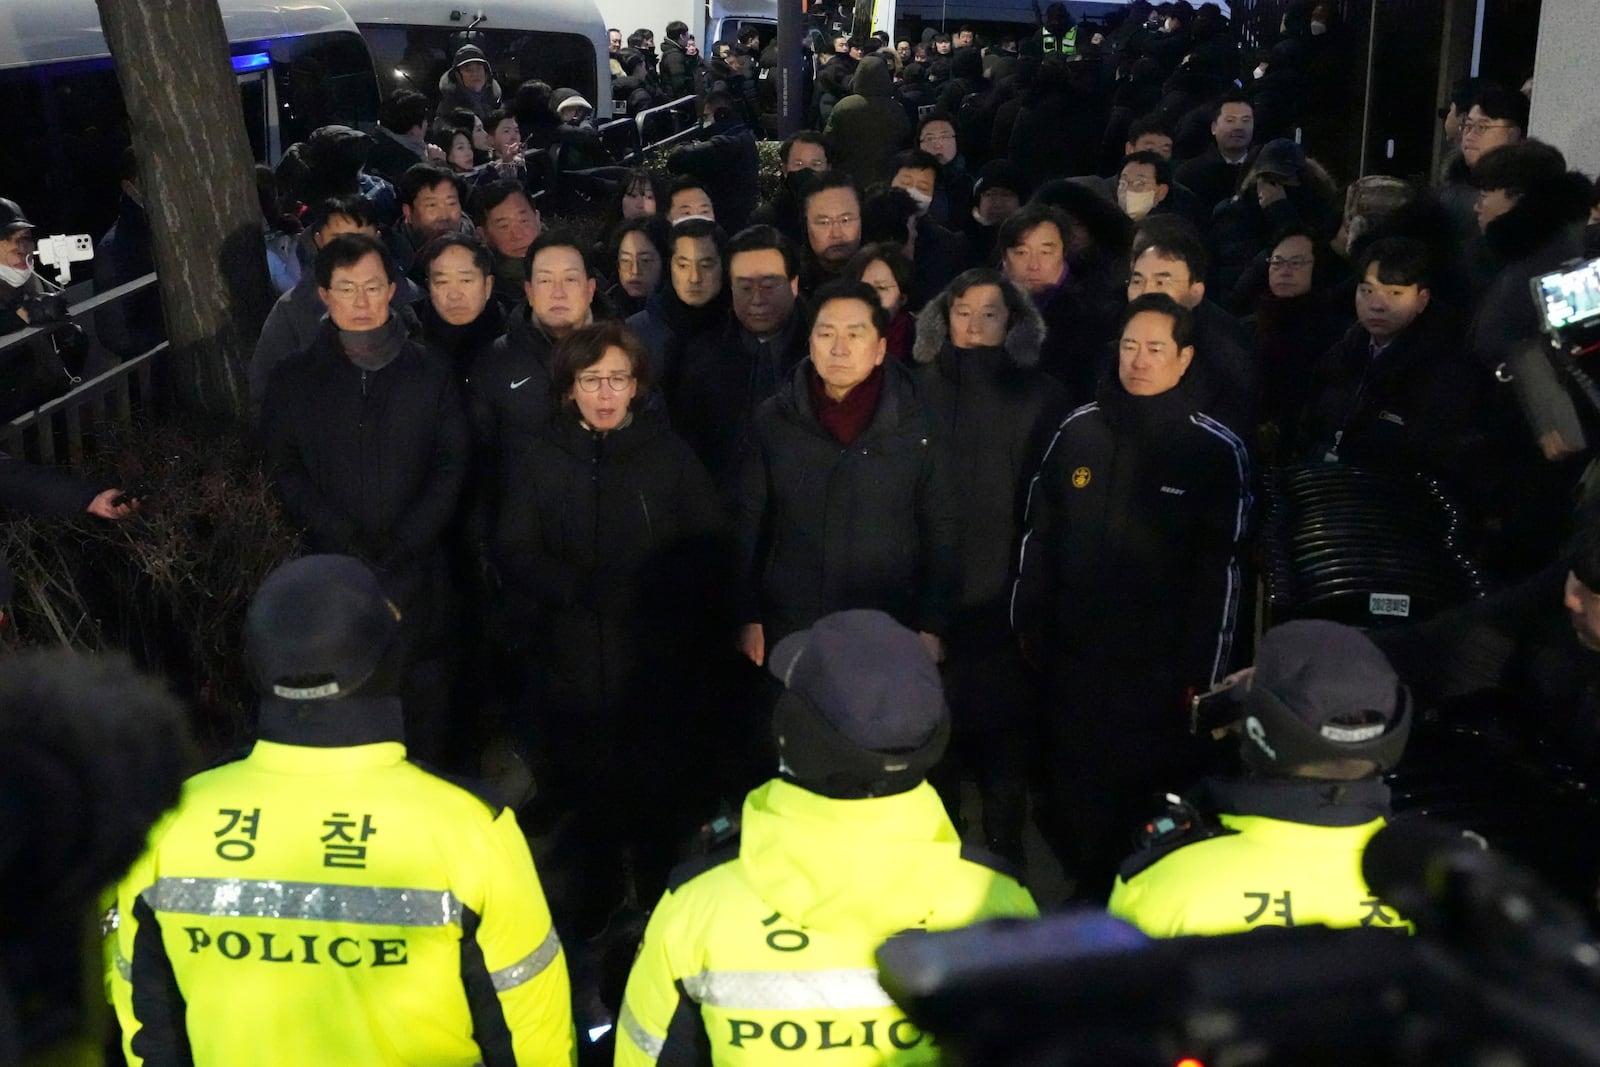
top-left (902, 187), bottom-right (933, 216)
top-left (1253, 64), bottom-right (1267, 79)
top-left (1119, 188), bottom-right (1157, 220)
top-left (0, 262), bottom-right (33, 287)
top-left (1309, 20), bottom-right (1327, 35)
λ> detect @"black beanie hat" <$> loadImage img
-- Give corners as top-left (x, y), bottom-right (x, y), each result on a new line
top-left (767, 610), bottom-right (950, 799)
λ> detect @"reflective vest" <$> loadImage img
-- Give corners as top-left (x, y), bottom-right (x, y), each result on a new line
top-left (616, 779), bottom-right (1037, 1066)
top-left (1107, 811), bottom-right (1409, 937)
top-left (108, 739), bottom-right (575, 1067)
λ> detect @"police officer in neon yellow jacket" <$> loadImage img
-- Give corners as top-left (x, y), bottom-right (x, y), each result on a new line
top-left (109, 555), bottom-right (576, 1067)
top-left (616, 609), bottom-right (1037, 1065)
top-left (1108, 620), bottom-right (1414, 938)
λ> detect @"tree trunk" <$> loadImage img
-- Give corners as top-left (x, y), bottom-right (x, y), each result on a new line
top-left (94, 0), bottom-right (272, 420)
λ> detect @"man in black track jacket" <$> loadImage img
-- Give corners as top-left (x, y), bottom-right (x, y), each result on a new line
top-left (1011, 291), bottom-right (1252, 901)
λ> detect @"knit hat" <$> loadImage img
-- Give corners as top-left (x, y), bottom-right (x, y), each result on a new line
top-left (244, 555), bottom-right (399, 702)
top-left (1239, 620), bottom-right (1411, 775)
top-left (768, 610), bottom-right (950, 798)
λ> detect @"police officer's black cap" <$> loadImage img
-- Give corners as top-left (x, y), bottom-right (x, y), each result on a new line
top-left (767, 610), bottom-right (950, 799)
top-left (1241, 620), bottom-right (1411, 776)
top-left (244, 555), bottom-right (399, 703)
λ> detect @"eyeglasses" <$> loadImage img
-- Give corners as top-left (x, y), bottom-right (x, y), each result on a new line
top-left (809, 214), bottom-right (857, 231)
top-left (328, 282), bottom-right (389, 300)
top-left (920, 133), bottom-right (955, 144)
top-left (1460, 120), bottom-right (1514, 135)
top-left (576, 372), bottom-right (634, 393)
top-left (1267, 255), bottom-right (1313, 270)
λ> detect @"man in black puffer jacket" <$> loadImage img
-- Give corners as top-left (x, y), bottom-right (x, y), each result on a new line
top-left (735, 280), bottom-right (959, 667)
top-left (912, 269), bottom-right (1069, 864)
top-left (1012, 292), bottom-right (1251, 902)
top-left (262, 233), bottom-right (469, 765)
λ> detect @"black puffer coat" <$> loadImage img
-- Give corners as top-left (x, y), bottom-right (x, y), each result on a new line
top-left (911, 287), bottom-right (1070, 646)
top-left (734, 359), bottom-right (960, 642)
top-left (494, 405), bottom-right (726, 717)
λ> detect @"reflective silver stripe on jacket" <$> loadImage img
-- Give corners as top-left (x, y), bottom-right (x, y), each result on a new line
top-left (490, 926), bottom-right (563, 991)
top-left (143, 877), bottom-right (462, 927)
top-left (682, 968), bottom-right (895, 1010)
top-left (113, 939), bottom-right (131, 981)
top-left (619, 1001), bottom-right (665, 1059)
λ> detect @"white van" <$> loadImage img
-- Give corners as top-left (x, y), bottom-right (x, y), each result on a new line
top-left (0, 0), bottom-right (381, 239)
top-left (339, 0), bottom-right (613, 121)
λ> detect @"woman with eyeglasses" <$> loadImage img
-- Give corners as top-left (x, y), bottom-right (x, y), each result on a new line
top-left (1242, 227), bottom-right (1352, 453)
top-left (492, 320), bottom-right (727, 938)
top-left (845, 243), bottom-right (916, 361)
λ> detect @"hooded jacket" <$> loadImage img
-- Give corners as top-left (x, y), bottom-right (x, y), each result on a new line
top-left (825, 57), bottom-right (912, 191)
top-left (615, 778), bottom-right (1036, 1067)
top-left (1208, 155), bottom-right (1341, 298)
top-left (735, 359), bottom-right (960, 643)
top-left (911, 290), bottom-right (1070, 643)
top-left (658, 36), bottom-right (701, 99)
top-left (435, 46), bottom-right (504, 124)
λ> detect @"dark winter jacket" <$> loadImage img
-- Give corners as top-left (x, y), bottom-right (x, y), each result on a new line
top-left (367, 125), bottom-right (429, 187)
top-left (466, 305), bottom-right (571, 460)
top-left (912, 292), bottom-right (1070, 646)
top-left (435, 66), bottom-right (503, 125)
top-left (1173, 143), bottom-right (1249, 216)
top-left (1008, 68), bottom-right (1107, 189)
top-left (1011, 374), bottom-right (1252, 737)
top-left (625, 286), bottom-right (731, 403)
top-left (1246, 288), bottom-right (1353, 434)
top-left (675, 311), bottom-right (809, 493)
top-left (493, 405), bottom-right (725, 715)
top-left (1468, 171), bottom-right (1592, 376)
top-left (825, 57), bottom-right (912, 190)
top-left (1296, 308), bottom-right (1484, 486)
top-left (1032, 268), bottom-right (1126, 409)
top-left (261, 323), bottom-right (469, 625)
top-left (909, 221), bottom-right (971, 311)
top-left (734, 359), bottom-right (960, 642)
top-left (658, 38), bottom-right (702, 99)
top-left (250, 245), bottom-right (422, 411)
top-left (667, 117), bottom-right (761, 230)
top-left (417, 297), bottom-right (507, 376)
top-left (748, 173), bottom-right (810, 246)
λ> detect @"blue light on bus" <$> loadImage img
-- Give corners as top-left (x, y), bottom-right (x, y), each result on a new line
top-left (231, 52), bottom-right (272, 74)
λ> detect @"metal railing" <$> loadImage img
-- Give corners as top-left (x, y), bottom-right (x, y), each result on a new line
top-left (598, 94), bottom-right (701, 164)
top-left (0, 273), bottom-right (166, 465)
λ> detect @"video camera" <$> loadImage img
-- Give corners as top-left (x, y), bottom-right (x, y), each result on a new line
top-left (33, 233), bottom-right (94, 285)
top-left (875, 820), bottom-right (1600, 1065)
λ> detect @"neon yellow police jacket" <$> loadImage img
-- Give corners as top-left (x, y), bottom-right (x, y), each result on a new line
top-left (1107, 780), bottom-right (1409, 938)
top-left (108, 737), bottom-right (576, 1067)
top-left (615, 778), bottom-right (1037, 1066)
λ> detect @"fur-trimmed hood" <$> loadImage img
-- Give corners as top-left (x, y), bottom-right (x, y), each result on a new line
top-left (1485, 171), bottom-right (1594, 264)
top-left (911, 276), bottom-right (1045, 367)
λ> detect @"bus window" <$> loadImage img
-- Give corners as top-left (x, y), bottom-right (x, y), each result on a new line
top-left (271, 32), bottom-right (381, 146)
top-left (360, 26), bottom-right (597, 112)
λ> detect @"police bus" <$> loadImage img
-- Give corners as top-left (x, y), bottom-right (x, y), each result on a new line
top-left (0, 0), bottom-right (382, 241)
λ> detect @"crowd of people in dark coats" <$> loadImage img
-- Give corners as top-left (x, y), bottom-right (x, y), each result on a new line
top-left (227, 0), bottom-right (1600, 924)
